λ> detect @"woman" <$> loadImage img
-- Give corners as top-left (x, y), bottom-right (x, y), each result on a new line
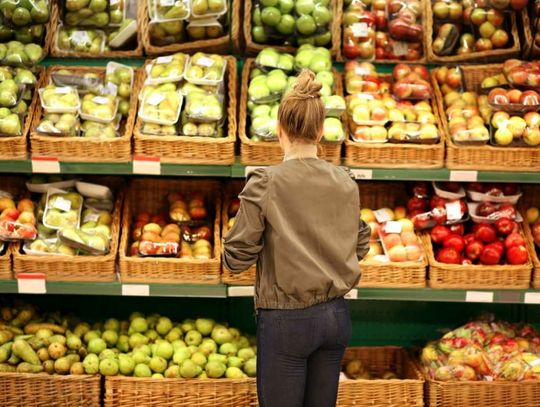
top-left (223, 69), bottom-right (371, 407)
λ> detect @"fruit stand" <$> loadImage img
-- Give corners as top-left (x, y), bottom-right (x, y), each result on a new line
top-left (2, 1), bottom-right (540, 406)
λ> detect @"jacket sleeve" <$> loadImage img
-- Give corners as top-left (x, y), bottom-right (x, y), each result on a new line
top-left (356, 219), bottom-right (371, 261)
top-left (223, 169), bottom-right (268, 273)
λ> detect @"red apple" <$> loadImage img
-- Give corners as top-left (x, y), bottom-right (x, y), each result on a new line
top-left (506, 245), bottom-right (528, 265)
top-left (504, 232), bottom-right (525, 249)
top-left (436, 247), bottom-right (462, 264)
top-left (393, 63), bottom-right (412, 80)
top-left (466, 240), bottom-right (484, 262)
top-left (443, 234), bottom-right (466, 253)
top-left (476, 202), bottom-right (497, 217)
top-left (475, 223), bottom-right (498, 243)
top-left (480, 244), bottom-right (502, 265)
top-left (431, 225), bottom-right (451, 244)
top-left (520, 90), bottom-right (540, 106)
top-left (495, 217), bottom-right (517, 236)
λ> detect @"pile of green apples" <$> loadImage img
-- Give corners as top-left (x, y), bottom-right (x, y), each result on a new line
top-left (0, 0), bottom-right (48, 64)
top-left (148, 0), bottom-right (228, 47)
top-left (0, 65), bottom-right (37, 137)
top-left (0, 303), bottom-right (257, 380)
top-left (247, 46), bottom-right (345, 142)
top-left (252, 0), bottom-right (333, 47)
top-left (139, 52), bottom-right (228, 138)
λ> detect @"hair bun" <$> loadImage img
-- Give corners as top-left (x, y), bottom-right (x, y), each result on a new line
top-left (290, 69), bottom-right (322, 100)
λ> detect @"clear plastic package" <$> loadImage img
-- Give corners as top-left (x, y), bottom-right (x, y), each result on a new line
top-left (38, 85), bottom-right (80, 113)
top-left (80, 93), bottom-right (119, 123)
top-left (139, 87), bottom-right (183, 125)
top-left (255, 48), bottom-right (295, 73)
top-left (56, 25), bottom-right (106, 54)
top-left (36, 112), bottom-right (80, 137)
top-left (185, 53), bottom-right (226, 85)
top-left (184, 92), bottom-right (223, 123)
top-left (58, 227), bottom-right (109, 255)
top-left (191, 0), bottom-right (227, 18)
top-left (42, 188), bottom-right (83, 230)
top-left (145, 53), bottom-right (189, 85)
top-left (387, 122), bottom-right (440, 144)
top-left (148, 0), bottom-right (190, 22)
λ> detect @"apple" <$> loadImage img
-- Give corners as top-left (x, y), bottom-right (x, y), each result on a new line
top-left (491, 111), bottom-right (510, 129)
top-left (491, 30), bottom-right (509, 48)
top-left (507, 116), bottom-right (526, 137)
top-left (475, 38), bottom-right (493, 51)
top-left (486, 9), bottom-right (504, 26)
top-left (506, 89), bottom-right (522, 104)
top-left (388, 244), bottom-right (407, 262)
top-left (494, 127), bottom-right (513, 146)
top-left (520, 90), bottom-right (540, 106)
top-left (524, 127), bottom-right (540, 146)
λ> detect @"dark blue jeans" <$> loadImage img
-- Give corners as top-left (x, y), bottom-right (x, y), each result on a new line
top-left (256, 297), bottom-right (352, 407)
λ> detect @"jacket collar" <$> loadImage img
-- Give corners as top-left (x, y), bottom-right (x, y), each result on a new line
top-left (283, 143), bottom-right (318, 161)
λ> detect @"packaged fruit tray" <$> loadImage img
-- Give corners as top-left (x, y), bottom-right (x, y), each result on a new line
top-left (420, 227), bottom-right (532, 290)
top-left (0, 372), bottom-right (101, 407)
top-left (12, 177), bottom-right (125, 282)
top-left (358, 182), bottom-right (426, 288)
top-left (0, 67), bottom-right (44, 160)
top-left (49, 1), bottom-right (143, 58)
top-left (118, 178), bottom-right (222, 284)
top-left (29, 65), bottom-right (142, 162)
top-left (104, 375), bottom-right (253, 407)
top-left (221, 180), bottom-right (256, 285)
top-left (244, 0), bottom-right (342, 57)
top-left (239, 58), bottom-right (344, 165)
top-left (337, 347), bottom-right (424, 407)
top-left (424, 1), bottom-right (521, 63)
top-left (133, 56), bottom-right (237, 165)
top-left (432, 64), bottom-right (540, 172)
top-left (141, 0), bottom-right (241, 56)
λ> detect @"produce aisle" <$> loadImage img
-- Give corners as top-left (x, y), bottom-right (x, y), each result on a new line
top-left (2, 1), bottom-right (540, 406)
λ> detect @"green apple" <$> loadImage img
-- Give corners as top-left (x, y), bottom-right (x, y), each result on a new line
top-left (294, 50), bottom-right (314, 69)
top-left (252, 104), bottom-right (271, 118)
top-left (313, 32), bottom-right (331, 46)
top-left (260, 0), bottom-right (279, 6)
top-left (279, 0), bottom-right (294, 14)
top-left (296, 15), bottom-right (316, 35)
top-left (252, 26), bottom-right (268, 43)
top-left (295, 0), bottom-right (315, 15)
top-left (248, 80), bottom-right (270, 100)
top-left (277, 14), bottom-right (295, 35)
top-left (313, 5), bottom-right (331, 26)
top-left (277, 54), bottom-right (294, 71)
top-left (320, 83), bottom-right (331, 97)
top-left (261, 7), bottom-right (281, 27)
top-left (309, 55), bottom-right (331, 73)
top-left (323, 117), bottom-right (344, 141)
top-left (323, 95), bottom-right (346, 111)
top-left (256, 48), bottom-right (280, 68)
top-left (316, 71), bottom-right (334, 88)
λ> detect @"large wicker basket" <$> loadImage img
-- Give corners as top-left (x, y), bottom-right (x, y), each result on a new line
top-left (12, 177), bottom-right (124, 282)
top-left (29, 66), bottom-right (142, 162)
top-left (239, 59), bottom-right (344, 165)
top-left (0, 372), bottom-right (101, 407)
top-left (133, 56), bottom-right (237, 165)
top-left (426, 378), bottom-right (540, 407)
top-left (519, 184), bottom-right (540, 289)
top-left (142, 0), bottom-right (241, 55)
top-left (421, 230), bottom-right (533, 289)
top-left (358, 182), bottom-right (427, 288)
top-left (104, 375), bottom-right (253, 407)
top-left (425, 2), bottom-right (520, 63)
top-left (0, 67), bottom-right (44, 160)
top-left (336, 347), bottom-right (424, 407)
top-left (221, 180), bottom-right (257, 285)
top-left (0, 243), bottom-right (12, 280)
top-left (244, 0), bottom-right (341, 57)
top-left (49, 2), bottom-right (143, 58)
top-left (118, 178), bottom-right (222, 284)
top-left (432, 64), bottom-right (540, 172)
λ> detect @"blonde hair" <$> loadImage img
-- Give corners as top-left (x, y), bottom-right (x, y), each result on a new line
top-left (278, 69), bottom-right (325, 144)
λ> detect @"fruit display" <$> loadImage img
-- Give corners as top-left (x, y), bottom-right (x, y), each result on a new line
top-left (36, 112), bottom-right (80, 137)
top-left (145, 53), bottom-right (188, 84)
top-left (342, 0), bottom-right (423, 61)
top-left (0, 41), bottom-right (43, 65)
top-left (421, 319), bottom-right (540, 382)
top-left (0, 303), bottom-right (257, 379)
top-left (251, 0), bottom-right (334, 48)
top-left (502, 60), bottom-right (540, 89)
top-left (0, 193), bottom-right (37, 241)
top-left (490, 111), bottom-right (540, 147)
top-left (105, 62), bottom-right (133, 116)
top-left (379, 221), bottom-right (423, 262)
top-left (246, 47), bottom-right (345, 143)
top-left (343, 358), bottom-right (399, 380)
top-left (0, 66), bottom-right (37, 137)
top-left (56, 26), bottom-right (106, 53)
top-left (430, 0), bottom-right (517, 58)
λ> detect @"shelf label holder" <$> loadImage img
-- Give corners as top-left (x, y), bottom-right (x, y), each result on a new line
top-left (16, 273), bottom-right (46, 294)
top-left (133, 156), bottom-right (161, 175)
top-left (121, 284), bottom-right (150, 296)
top-left (465, 291), bottom-right (493, 303)
top-left (450, 170), bottom-right (478, 182)
top-left (31, 156), bottom-right (60, 173)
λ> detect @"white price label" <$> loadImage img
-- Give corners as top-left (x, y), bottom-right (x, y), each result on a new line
top-left (227, 286), bottom-right (255, 297)
top-left (122, 284), bottom-right (150, 296)
top-left (524, 292), bottom-right (540, 304)
top-left (53, 196), bottom-right (72, 212)
top-left (72, 31), bottom-right (90, 44)
top-left (465, 291), bottom-right (494, 303)
top-left (351, 22), bottom-right (369, 37)
top-left (31, 157), bottom-right (60, 173)
top-left (351, 169), bottom-right (373, 180)
top-left (17, 274), bottom-right (46, 294)
top-left (55, 86), bottom-right (72, 94)
top-left (344, 289), bottom-right (358, 300)
top-left (93, 96), bottom-right (110, 104)
top-left (156, 55), bottom-right (173, 64)
top-left (393, 41), bottom-right (408, 56)
top-left (197, 56), bottom-right (214, 67)
top-left (374, 209), bottom-right (391, 223)
top-left (445, 201), bottom-right (462, 221)
top-left (450, 170), bottom-right (478, 182)
top-left (83, 213), bottom-right (100, 223)
top-left (133, 156), bottom-right (161, 175)
top-left (160, 0), bottom-right (175, 6)
top-left (102, 83), bottom-right (118, 96)
top-left (147, 93), bottom-right (165, 106)
top-left (245, 166), bottom-right (267, 177)
top-left (384, 221), bottom-right (402, 234)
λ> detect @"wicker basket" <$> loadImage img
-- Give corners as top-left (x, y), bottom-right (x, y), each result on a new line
top-left (133, 56), bottom-right (236, 165)
top-left (244, 0), bottom-right (341, 57)
top-left (239, 59), bottom-right (344, 165)
top-left (29, 66), bottom-right (142, 162)
top-left (432, 64), bottom-right (540, 172)
top-left (142, 0), bottom-right (240, 55)
top-left (0, 372), bottom-right (101, 407)
top-left (12, 178), bottom-right (124, 282)
top-left (357, 182), bottom-right (426, 288)
top-left (425, 2), bottom-right (520, 63)
top-left (336, 347), bottom-right (424, 407)
top-left (520, 8), bottom-right (534, 58)
top-left (421, 230), bottom-right (533, 289)
top-left (118, 178), bottom-right (222, 284)
top-left (0, 243), bottom-right (12, 280)
top-left (221, 180), bottom-right (257, 285)
top-left (426, 378), bottom-right (540, 407)
top-left (105, 375), bottom-right (253, 407)
top-left (0, 67), bottom-right (44, 160)
top-left (520, 184), bottom-right (540, 289)
top-left (49, 1), bottom-right (143, 58)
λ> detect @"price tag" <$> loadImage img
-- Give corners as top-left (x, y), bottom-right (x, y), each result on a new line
top-left (53, 196), bottom-right (72, 212)
top-left (524, 292), bottom-right (540, 304)
top-left (156, 55), bottom-right (173, 64)
top-left (228, 286), bottom-right (255, 297)
top-left (393, 41), bottom-right (408, 56)
top-left (17, 273), bottom-right (46, 294)
top-left (31, 156), bottom-right (60, 173)
top-left (450, 170), bottom-right (478, 182)
top-left (445, 201), bottom-right (462, 221)
top-left (83, 212), bottom-right (100, 223)
top-left (93, 96), bottom-right (110, 104)
top-left (384, 221), bottom-right (402, 234)
top-left (102, 82), bottom-right (118, 96)
top-left (197, 56), bottom-right (214, 67)
top-left (351, 169), bottom-right (373, 180)
top-left (160, 0), bottom-right (175, 6)
top-left (465, 291), bottom-right (494, 303)
top-left (122, 284), bottom-right (150, 296)
top-left (344, 289), bottom-right (358, 300)
top-left (245, 166), bottom-right (267, 177)
top-left (72, 31), bottom-right (90, 44)
top-left (133, 155), bottom-right (161, 175)
top-left (374, 209), bottom-right (391, 223)
top-left (351, 22), bottom-right (369, 37)
top-left (147, 93), bottom-right (165, 106)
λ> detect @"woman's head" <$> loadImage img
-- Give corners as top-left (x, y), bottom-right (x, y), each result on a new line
top-left (277, 69), bottom-right (325, 145)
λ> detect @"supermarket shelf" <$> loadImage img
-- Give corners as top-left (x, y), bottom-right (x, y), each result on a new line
top-left (0, 279), bottom-right (228, 298)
